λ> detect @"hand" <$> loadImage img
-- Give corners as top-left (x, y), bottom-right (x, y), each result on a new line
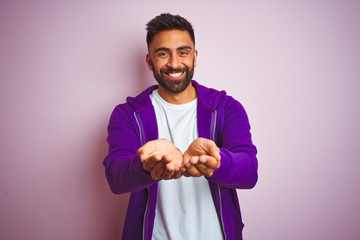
top-left (182, 138), bottom-right (221, 177)
top-left (137, 139), bottom-right (183, 180)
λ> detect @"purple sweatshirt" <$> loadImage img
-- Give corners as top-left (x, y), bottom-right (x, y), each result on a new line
top-left (104, 80), bottom-right (258, 240)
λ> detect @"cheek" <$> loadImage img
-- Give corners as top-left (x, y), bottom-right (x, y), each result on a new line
top-left (186, 59), bottom-right (195, 69)
top-left (153, 61), bottom-right (166, 72)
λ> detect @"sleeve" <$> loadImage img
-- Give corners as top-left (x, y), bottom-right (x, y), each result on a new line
top-left (103, 105), bottom-right (157, 194)
top-left (207, 97), bottom-right (258, 189)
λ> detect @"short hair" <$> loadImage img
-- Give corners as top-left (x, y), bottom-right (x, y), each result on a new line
top-left (146, 13), bottom-right (195, 48)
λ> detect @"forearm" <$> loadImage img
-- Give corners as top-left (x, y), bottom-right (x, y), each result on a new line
top-left (104, 106), bottom-right (158, 194)
top-left (104, 153), bottom-right (157, 194)
top-left (206, 96), bottom-right (258, 189)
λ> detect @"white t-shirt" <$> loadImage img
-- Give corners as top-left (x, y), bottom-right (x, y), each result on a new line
top-left (150, 89), bottom-right (223, 240)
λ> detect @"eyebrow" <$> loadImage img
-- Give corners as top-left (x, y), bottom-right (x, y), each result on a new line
top-left (154, 46), bottom-right (192, 53)
top-left (154, 47), bottom-right (169, 53)
top-left (177, 46), bottom-right (192, 51)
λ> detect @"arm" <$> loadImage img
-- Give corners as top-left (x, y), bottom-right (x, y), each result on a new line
top-left (182, 98), bottom-right (258, 189)
top-left (208, 98), bottom-right (258, 189)
top-left (103, 106), bottom-right (184, 194)
top-left (103, 105), bottom-right (156, 194)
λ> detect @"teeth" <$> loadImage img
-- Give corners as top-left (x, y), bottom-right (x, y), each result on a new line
top-left (168, 72), bottom-right (182, 77)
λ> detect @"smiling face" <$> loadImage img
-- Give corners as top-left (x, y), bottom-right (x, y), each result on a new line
top-left (146, 29), bottom-right (198, 99)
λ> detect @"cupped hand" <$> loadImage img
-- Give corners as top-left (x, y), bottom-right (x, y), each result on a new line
top-left (137, 139), bottom-right (183, 180)
top-left (182, 138), bottom-right (221, 177)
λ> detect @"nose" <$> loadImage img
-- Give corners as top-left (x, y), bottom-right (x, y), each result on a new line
top-left (167, 54), bottom-right (181, 69)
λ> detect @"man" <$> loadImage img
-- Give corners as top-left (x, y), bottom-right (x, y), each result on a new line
top-left (104, 13), bottom-right (258, 240)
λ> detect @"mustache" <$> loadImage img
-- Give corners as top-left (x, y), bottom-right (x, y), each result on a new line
top-left (160, 66), bottom-right (189, 74)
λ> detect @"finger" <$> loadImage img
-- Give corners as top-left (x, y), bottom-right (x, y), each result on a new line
top-left (151, 162), bottom-right (166, 180)
top-left (186, 164), bottom-right (202, 177)
top-left (180, 165), bottom-right (187, 172)
top-left (201, 156), bottom-right (220, 169)
top-left (194, 163), bottom-right (215, 178)
top-left (189, 156), bottom-right (199, 165)
top-left (162, 154), bottom-right (173, 163)
top-left (143, 158), bottom-right (157, 172)
top-left (196, 155), bottom-right (214, 164)
top-left (166, 159), bottom-right (182, 171)
top-left (137, 141), bottom-right (156, 159)
top-left (161, 168), bottom-right (175, 180)
top-left (182, 171), bottom-right (191, 177)
top-left (172, 170), bottom-right (182, 179)
top-left (198, 155), bottom-right (207, 163)
top-left (167, 152), bottom-right (184, 171)
top-left (182, 151), bottom-right (191, 166)
top-left (143, 154), bottom-right (162, 171)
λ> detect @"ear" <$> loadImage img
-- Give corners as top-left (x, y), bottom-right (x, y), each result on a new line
top-left (194, 49), bottom-right (198, 68)
top-left (146, 54), bottom-right (153, 71)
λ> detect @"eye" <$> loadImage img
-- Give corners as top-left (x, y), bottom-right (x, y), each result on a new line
top-left (157, 52), bottom-right (168, 57)
top-left (179, 51), bottom-right (188, 56)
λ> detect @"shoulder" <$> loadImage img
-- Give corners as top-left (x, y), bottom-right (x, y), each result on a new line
top-left (193, 80), bottom-right (226, 110)
top-left (193, 80), bottom-right (244, 112)
top-left (126, 85), bottom-right (158, 111)
top-left (111, 84), bottom-right (158, 115)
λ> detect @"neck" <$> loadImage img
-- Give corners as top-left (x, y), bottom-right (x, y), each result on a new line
top-left (157, 83), bottom-right (197, 104)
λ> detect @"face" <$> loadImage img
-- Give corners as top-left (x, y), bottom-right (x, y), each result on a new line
top-left (146, 30), bottom-right (197, 94)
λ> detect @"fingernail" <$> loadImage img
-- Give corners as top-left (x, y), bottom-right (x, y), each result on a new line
top-left (200, 158), bottom-right (206, 163)
top-left (186, 163), bottom-right (191, 168)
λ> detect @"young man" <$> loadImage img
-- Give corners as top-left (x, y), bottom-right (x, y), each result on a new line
top-left (104, 13), bottom-right (258, 240)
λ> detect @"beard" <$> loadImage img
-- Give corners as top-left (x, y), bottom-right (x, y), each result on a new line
top-left (150, 60), bottom-right (195, 94)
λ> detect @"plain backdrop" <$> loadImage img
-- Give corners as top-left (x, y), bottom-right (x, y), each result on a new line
top-left (1, 0), bottom-right (359, 239)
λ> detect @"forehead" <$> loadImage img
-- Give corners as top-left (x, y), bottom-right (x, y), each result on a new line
top-left (149, 30), bottom-right (194, 51)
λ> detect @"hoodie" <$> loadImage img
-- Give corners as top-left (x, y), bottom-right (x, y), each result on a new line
top-left (104, 80), bottom-right (258, 240)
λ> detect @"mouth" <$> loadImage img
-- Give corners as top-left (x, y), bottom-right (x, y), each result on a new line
top-left (164, 71), bottom-right (185, 79)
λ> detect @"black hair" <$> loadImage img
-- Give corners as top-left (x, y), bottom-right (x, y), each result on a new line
top-left (146, 13), bottom-right (195, 48)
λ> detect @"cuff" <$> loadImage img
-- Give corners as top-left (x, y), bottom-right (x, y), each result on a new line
top-left (206, 148), bottom-right (232, 181)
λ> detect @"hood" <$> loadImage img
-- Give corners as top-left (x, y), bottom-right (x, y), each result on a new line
top-left (126, 85), bottom-right (158, 112)
top-left (193, 80), bottom-right (227, 111)
top-left (126, 80), bottom-right (226, 112)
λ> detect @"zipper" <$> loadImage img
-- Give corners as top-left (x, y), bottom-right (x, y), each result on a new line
top-left (134, 112), bottom-right (145, 146)
top-left (134, 112), bottom-right (149, 240)
top-left (217, 184), bottom-right (226, 240)
top-left (142, 191), bottom-right (149, 240)
top-left (210, 110), bottom-right (217, 141)
top-left (210, 110), bottom-right (226, 240)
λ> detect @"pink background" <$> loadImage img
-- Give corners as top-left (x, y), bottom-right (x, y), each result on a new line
top-left (1, 0), bottom-right (359, 239)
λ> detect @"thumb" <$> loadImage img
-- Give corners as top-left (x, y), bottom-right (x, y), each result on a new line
top-left (209, 146), bottom-right (221, 161)
top-left (137, 147), bottom-right (144, 159)
top-left (202, 140), bottom-right (220, 159)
